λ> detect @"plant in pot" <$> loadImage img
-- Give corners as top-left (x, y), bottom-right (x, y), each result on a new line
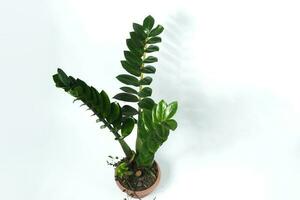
top-left (52, 15), bottom-right (178, 199)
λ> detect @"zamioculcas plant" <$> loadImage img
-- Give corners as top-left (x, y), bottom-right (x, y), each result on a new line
top-left (53, 15), bottom-right (178, 198)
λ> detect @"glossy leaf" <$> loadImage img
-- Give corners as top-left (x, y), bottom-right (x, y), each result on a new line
top-left (90, 86), bottom-right (99, 104)
top-left (146, 37), bottom-right (161, 44)
top-left (121, 105), bottom-right (138, 116)
top-left (100, 90), bottom-right (111, 117)
top-left (143, 56), bottom-right (158, 63)
top-left (124, 51), bottom-right (142, 66)
top-left (138, 98), bottom-right (155, 110)
top-left (141, 66), bottom-right (156, 73)
top-left (116, 74), bottom-right (139, 86)
top-left (139, 77), bottom-right (153, 85)
top-left (121, 117), bottom-right (135, 138)
top-left (135, 99), bottom-right (179, 168)
top-left (139, 87), bottom-right (152, 97)
top-left (164, 101), bottom-right (178, 119)
top-left (149, 25), bottom-right (164, 37)
top-left (145, 45), bottom-right (159, 53)
top-left (111, 103), bottom-right (122, 129)
top-left (120, 86), bottom-right (138, 94)
top-left (129, 32), bottom-right (144, 46)
top-left (142, 109), bottom-right (154, 131)
top-left (113, 93), bottom-right (139, 102)
top-left (143, 15), bottom-right (155, 31)
top-left (53, 74), bottom-right (65, 87)
top-left (53, 69), bottom-right (118, 125)
top-left (155, 100), bottom-right (167, 121)
top-left (107, 102), bottom-right (121, 123)
top-left (133, 23), bottom-right (147, 39)
top-left (57, 68), bottom-right (70, 86)
top-left (120, 60), bottom-right (140, 76)
top-left (164, 119), bottom-right (177, 130)
top-left (126, 39), bottom-right (143, 57)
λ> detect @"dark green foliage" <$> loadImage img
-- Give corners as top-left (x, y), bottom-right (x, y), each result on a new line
top-left (143, 15), bottom-right (155, 31)
top-left (113, 93), bottom-right (139, 102)
top-left (149, 25), bottom-right (164, 37)
top-left (121, 117), bottom-right (135, 138)
top-left (124, 51), bottom-right (142, 66)
top-left (121, 105), bottom-right (138, 116)
top-left (53, 15), bottom-right (178, 172)
top-left (52, 69), bottom-right (136, 134)
top-left (138, 87), bottom-right (152, 97)
top-left (135, 100), bottom-right (178, 167)
top-left (141, 66), bottom-right (156, 73)
top-left (100, 90), bottom-right (111, 117)
top-left (146, 37), bottom-right (161, 44)
top-left (116, 74), bottom-right (139, 86)
top-left (138, 98), bottom-right (155, 110)
top-left (120, 86), bottom-right (138, 94)
top-left (145, 45), bottom-right (159, 53)
top-left (143, 56), bottom-right (158, 63)
top-left (120, 60), bottom-right (141, 76)
top-left (107, 102), bottom-right (121, 123)
top-left (139, 77), bottom-right (153, 85)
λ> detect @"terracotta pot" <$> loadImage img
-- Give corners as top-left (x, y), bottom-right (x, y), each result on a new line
top-left (115, 162), bottom-right (161, 199)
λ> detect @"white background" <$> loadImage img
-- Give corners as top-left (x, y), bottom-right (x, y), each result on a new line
top-left (0, 0), bottom-right (300, 199)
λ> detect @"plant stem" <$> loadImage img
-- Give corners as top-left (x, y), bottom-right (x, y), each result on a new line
top-left (98, 115), bottom-right (133, 158)
top-left (136, 44), bottom-right (147, 152)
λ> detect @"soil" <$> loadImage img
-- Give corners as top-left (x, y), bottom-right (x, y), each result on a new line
top-left (115, 160), bottom-right (159, 192)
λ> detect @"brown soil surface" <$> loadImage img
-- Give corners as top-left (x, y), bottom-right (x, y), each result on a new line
top-left (115, 161), bottom-right (158, 191)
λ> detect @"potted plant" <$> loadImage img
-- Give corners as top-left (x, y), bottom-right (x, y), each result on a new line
top-left (52, 15), bottom-right (178, 199)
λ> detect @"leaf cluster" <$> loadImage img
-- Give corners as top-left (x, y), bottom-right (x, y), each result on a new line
top-left (52, 15), bottom-right (178, 171)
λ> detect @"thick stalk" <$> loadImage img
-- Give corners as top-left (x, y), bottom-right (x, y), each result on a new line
top-left (136, 44), bottom-right (147, 151)
top-left (98, 115), bottom-right (133, 158)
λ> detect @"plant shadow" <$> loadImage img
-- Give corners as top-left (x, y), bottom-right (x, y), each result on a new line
top-left (152, 10), bottom-right (291, 191)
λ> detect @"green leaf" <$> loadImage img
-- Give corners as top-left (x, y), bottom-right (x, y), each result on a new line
top-left (90, 86), bottom-right (99, 104)
top-left (126, 39), bottom-right (143, 57)
top-left (120, 60), bottom-right (141, 76)
top-left (145, 45), bottom-right (159, 53)
top-left (116, 74), bottom-right (139, 86)
top-left (149, 25), bottom-right (164, 37)
top-left (120, 86), bottom-right (138, 95)
top-left (130, 32), bottom-right (144, 46)
top-left (146, 137), bottom-right (160, 154)
top-left (121, 105), bottom-right (138, 116)
top-left (57, 68), bottom-right (70, 86)
top-left (139, 77), bottom-right (153, 85)
top-left (115, 162), bottom-right (130, 178)
top-left (124, 51), bottom-right (142, 66)
top-left (100, 90), bottom-right (111, 117)
top-left (133, 23), bottom-right (147, 39)
top-left (146, 37), bottom-right (161, 44)
top-left (70, 86), bottom-right (83, 97)
top-left (139, 87), bottom-right (152, 97)
top-left (138, 98), bottom-right (155, 110)
top-left (68, 76), bottom-right (75, 84)
top-left (155, 124), bottom-right (169, 141)
top-left (155, 100), bottom-right (167, 121)
top-left (53, 74), bottom-right (65, 87)
top-left (141, 66), bottom-right (156, 73)
top-left (164, 119), bottom-right (177, 130)
top-left (142, 109), bottom-right (154, 131)
top-left (107, 102), bottom-right (121, 123)
top-left (164, 101), bottom-right (178, 119)
top-left (143, 15), bottom-right (155, 31)
top-left (143, 56), bottom-right (158, 63)
top-left (113, 93), bottom-right (139, 102)
top-left (121, 117), bottom-right (135, 137)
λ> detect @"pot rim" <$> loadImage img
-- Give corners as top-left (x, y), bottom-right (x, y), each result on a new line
top-left (115, 161), bottom-right (161, 199)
